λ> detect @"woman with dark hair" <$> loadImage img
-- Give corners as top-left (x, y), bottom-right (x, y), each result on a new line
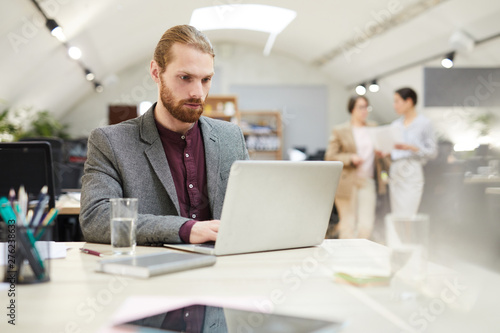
top-left (325, 96), bottom-right (385, 239)
top-left (389, 87), bottom-right (437, 215)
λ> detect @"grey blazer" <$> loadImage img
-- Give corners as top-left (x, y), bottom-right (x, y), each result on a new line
top-left (80, 106), bottom-right (249, 245)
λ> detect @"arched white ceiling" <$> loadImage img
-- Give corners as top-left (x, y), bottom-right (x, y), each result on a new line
top-left (1, 0), bottom-right (500, 119)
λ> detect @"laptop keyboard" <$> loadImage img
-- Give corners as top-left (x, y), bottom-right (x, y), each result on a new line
top-left (197, 242), bottom-right (215, 249)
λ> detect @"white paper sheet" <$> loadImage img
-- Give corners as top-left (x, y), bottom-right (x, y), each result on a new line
top-left (0, 241), bottom-right (68, 265)
top-left (369, 125), bottom-right (403, 154)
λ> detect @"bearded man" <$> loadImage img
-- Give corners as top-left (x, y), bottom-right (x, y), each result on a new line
top-left (80, 25), bottom-right (248, 245)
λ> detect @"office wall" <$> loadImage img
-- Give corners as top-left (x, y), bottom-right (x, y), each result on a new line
top-left (61, 43), bottom-right (349, 152)
top-left (231, 84), bottom-right (328, 155)
top-left (367, 65), bottom-right (500, 149)
top-left (60, 62), bottom-right (157, 139)
top-left (60, 41), bottom-right (500, 153)
top-left (424, 67), bottom-right (500, 107)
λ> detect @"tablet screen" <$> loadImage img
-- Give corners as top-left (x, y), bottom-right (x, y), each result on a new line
top-left (116, 303), bottom-right (343, 332)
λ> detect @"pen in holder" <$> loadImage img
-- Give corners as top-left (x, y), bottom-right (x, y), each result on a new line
top-left (2, 223), bottom-right (53, 284)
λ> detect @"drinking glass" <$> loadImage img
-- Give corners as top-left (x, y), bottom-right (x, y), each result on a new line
top-left (385, 214), bottom-right (429, 300)
top-left (110, 198), bottom-right (138, 255)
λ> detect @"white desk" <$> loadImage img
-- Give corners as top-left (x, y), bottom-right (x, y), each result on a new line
top-left (1, 240), bottom-right (499, 333)
top-left (463, 175), bottom-right (500, 184)
top-left (486, 187), bottom-right (500, 195)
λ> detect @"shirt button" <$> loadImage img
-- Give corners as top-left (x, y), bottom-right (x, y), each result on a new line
top-left (188, 184), bottom-right (194, 189)
top-left (185, 153), bottom-right (189, 158)
top-left (181, 135), bottom-right (185, 140)
top-left (185, 312), bottom-right (189, 317)
top-left (192, 214), bottom-right (197, 219)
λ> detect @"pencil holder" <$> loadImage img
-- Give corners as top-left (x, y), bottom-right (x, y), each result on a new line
top-left (2, 223), bottom-right (52, 284)
top-left (1, 222), bottom-right (7, 282)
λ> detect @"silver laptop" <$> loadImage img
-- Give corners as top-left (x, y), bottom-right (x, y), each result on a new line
top-left (164, 160), bottom-right (342, 256)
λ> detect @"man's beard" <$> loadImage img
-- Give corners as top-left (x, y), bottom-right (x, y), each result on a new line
top-left (159, 78), bottom-right (205, 123)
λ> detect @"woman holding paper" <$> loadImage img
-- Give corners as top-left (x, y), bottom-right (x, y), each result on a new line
top-left (325, 96), bottom-right (386, 239)
top-left (388, 87), bottom-right (437, 215)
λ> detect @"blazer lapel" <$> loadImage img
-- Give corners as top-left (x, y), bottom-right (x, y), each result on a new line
top-left (199, 117), bottom-right (220, 215)
top-left (140, 106), bottom-right (180, 214)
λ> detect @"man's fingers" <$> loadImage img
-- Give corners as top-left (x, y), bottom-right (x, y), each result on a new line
top-left (210, 220), bottom-right (220, 232)
top-left (189, 220), bottom-right (220, 243)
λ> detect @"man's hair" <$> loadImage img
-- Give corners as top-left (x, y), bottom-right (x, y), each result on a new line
top-left (395, 87), bottom-right (417, 106)
top-left (347, 95), bottom-right (369, 114)
top-left (153, 25), bottom-right (214, 73)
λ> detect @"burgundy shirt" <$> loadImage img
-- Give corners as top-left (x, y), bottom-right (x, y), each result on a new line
top-left (155, 120), bottom-right (212, 243)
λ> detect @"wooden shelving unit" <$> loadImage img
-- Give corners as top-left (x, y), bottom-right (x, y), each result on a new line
top-left (203, 95), bottom-right (238, 122)
top-left (203, 97), bottom-right (283, 160)
top-left (238, 110), bottom-right (282, 160)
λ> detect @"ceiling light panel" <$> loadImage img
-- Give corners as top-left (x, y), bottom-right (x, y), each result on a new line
top-left (190, 4), bottom-right (296, 34)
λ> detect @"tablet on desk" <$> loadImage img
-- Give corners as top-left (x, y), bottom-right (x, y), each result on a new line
top-left (97, 252), bottom-right (216, 278)
top-left (115, 303), bottom-right (343, 332)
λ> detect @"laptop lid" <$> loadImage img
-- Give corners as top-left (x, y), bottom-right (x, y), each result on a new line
top-left (165, 161), bottom-right (342, 255)
top-left (211, 160), bottom-right (342, 255)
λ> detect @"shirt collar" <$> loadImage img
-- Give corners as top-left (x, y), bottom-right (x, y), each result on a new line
top-left (154, 118), bottom-right (200, 143)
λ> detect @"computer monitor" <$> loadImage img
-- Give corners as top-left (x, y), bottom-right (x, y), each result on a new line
top-left (0, 142), bottom-right (56, 211)
top-left (18, 137), bottom-right (64, 195)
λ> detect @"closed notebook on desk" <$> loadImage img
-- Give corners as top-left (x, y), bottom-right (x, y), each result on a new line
top-left (164, 160), bottom-right (343, 256)
top-left (97, 252), bottom-right (216, 278)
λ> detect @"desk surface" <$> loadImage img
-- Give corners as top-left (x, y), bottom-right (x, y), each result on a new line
top-left (1, 239), bottom-right (499, 333)
top-left (56, 193), bottom-right (81, 215)
top-left (464, 175), bottom-right (500, 184)
top-left (486, 187), bottom-right (500, 195)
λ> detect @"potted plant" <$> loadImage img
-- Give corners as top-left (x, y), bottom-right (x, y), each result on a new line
top-left (0, 105), bottom-right (70, 141)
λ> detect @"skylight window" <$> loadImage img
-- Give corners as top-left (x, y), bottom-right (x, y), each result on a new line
top-left (190, 4), bottom-right (297, 56)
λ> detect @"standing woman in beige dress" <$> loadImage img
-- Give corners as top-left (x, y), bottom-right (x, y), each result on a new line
top-left (325, 96), bottom-right (384, 239)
